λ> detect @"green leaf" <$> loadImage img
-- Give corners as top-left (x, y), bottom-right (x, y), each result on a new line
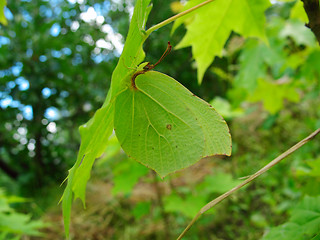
top-left (290, 0), bottom-right (308, 23)
top-left (96, 135), bottom-right (122, 166)
top-left (0, 213), bottom-right (46, 236)
top-left (248, 78), bottom-right (299, 114)
top-left (197, 172), bottom-right (243, 194)
top-left (291, 196), bottom-right (320, 234)
top-left (300, 50), bottom-right (320, 82)
top-left (0, 0), bottom-right (7, 26)
top-left (263, 222), bottom-right (303, 240)
top-left (280, 19), bottom-right (316, 46)
top-left (164, 193), bottom-right (207, 218)
top-left (0, 189), bottom-right (46, 237)
top-left (72, 103), bottom-right (115, 202)
top-left (61, 0), bottom-right (153, 237)
top-left (296, 158), bottom-right (320, 178)
top-left (263, 196), bottom-right (320, 240)
top-left (61, 102), bottom-right (115, 237)
top-left (175, 0), bottom-right (271, 83)
top-left (132, 201), bottom-right (151, 220)
top-left (284, 48), bottom-right (309, 70)
top-left (107, 0), bottom-right (152, 101)
top-left (114, 71), bottom-right (231, 177)
top-left (235, 32), bottom-right (287, 91)
top-left (111, 158), bottom-right (149, 196)
top-left (171, 0), bottom-right (203, 34)
top-left (306, 159), bottom-right (320, 177)
top-left (234, 40), bottom-right (267, 91)
top-left (210, 97), bottom-right (244, 120)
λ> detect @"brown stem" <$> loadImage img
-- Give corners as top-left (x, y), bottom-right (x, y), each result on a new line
top-left (153, 171), bottom-right (171, 239)
top-left (302, 0), bottom-right (320, 44)
top-left (131, 42), bottom-right (172, 90)
top-left (177, 128), bottom-right (320, 240)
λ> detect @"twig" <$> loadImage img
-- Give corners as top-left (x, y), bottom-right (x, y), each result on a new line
top-left (146, 0), bottom-right (214, 35)
top-left (177, 128), bottom-right (320, 240)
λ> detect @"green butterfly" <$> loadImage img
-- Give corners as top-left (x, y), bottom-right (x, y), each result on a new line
top-left (114, 43), bottom-right (231, 178)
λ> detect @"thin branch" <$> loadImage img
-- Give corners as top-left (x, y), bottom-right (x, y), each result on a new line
top-left (177, 128), bottom-right (320, 240)
top-left (146, 0), bottom-right (214, 35)
top-left (302, 0), bottom-right (320, 44)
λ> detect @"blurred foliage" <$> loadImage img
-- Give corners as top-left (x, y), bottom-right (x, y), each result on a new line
top-left (0, 188), bottom-right (46, 239)
top-left (0, 0), bottom-right (129, 193)
top-left (0, 0), bottom-right (320, 239)
top-left (262, 196), bottom-right (320, 240)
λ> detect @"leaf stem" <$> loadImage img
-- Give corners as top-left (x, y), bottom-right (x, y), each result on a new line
top-left (177, 128), bottom-right (320, 240)
top-left (145, 0), bottom-right (214, 35)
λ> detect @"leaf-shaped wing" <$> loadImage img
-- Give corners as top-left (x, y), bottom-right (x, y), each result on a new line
top-left (114, 71), bottom-right (231, 177)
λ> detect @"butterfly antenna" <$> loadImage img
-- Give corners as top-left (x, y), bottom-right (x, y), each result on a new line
top-left (153, 41), bottom-right (172, 68)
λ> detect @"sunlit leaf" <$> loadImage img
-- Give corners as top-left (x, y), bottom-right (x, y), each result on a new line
top-left (290, 0), bottom-right (308, 23)
top-left (170, 1), bottom-right (184, 14)
top-left (175, 0), bottom-right (271, 83)
top-left (171, 0), bottom-right (202, 34)
top-left (0, 0), bottom-right (7, 25)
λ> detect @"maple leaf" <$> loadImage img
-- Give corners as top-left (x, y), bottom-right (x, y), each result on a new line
top-left (175, 0), bottom-right (271, 83)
